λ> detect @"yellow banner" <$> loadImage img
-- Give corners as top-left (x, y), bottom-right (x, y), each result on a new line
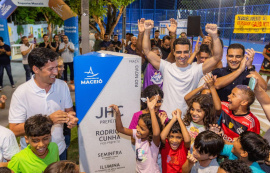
top-left (234, 14), bottom-right (270, 34)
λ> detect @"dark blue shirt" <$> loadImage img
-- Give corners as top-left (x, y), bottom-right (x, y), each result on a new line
top-left (100, 41), bottom-right (112, 49)
top-left (212, 66), bottom-right (250, 102)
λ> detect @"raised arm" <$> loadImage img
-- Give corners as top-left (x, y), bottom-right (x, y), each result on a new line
top-left (204, 74), bottom-right (221, 114)
top-left (110, 104), bottom-right (133, 136)
top-left (202, 24), bottom-right (223, 74)
top-left (147, 95), bottom-right (161, 147)
top-left (175, 109), bottom-right (191, 148)
top-left (184, 85), bottom-right (206, 103)
top-left (137, 18), bottom-right (145, 54)
top-left (142, 20), bottom-right (161, 69)
top-left (166, 18), bottom-right (178, 63)
top-left (252, 76), bottom-right (270, 121)
top-left (214, 57), bottom-right (246, 90)
top-left (160, 112), bottom-right (177, 144)
top-left (245, 48), bottom-right (267, 91)
top-left (187, 37), bottom-right (200, 64)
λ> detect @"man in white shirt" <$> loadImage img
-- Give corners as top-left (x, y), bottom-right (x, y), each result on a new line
top-left (59, 35), bottom-right (75, 84)
top-left (0, 125), bottom-right (19, 167)
top-left (142, 18), bottom-right (222, 117)
top-left (20, 36), bottom-right (36, 81)
top-left (9, 47), bottom-right (78, 160)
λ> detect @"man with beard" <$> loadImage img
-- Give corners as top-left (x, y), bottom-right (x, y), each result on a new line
top-left (142, 18), bottom-right (223, 118)
top-left (160, 35), bottom-right (171, 60)
top-left (151, 30), bottom-right (162, 48)
top-left (20, 36), bottom-right (36, 81)
top-left (213, 43), bottom-right (267, 101)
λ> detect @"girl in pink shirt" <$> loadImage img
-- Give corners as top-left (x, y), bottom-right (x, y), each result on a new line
top-left (110, 95), bottom-right (162, 173)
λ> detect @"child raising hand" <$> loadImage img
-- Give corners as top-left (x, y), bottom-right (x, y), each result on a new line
top-left (110, 95), bottom-right (161, 173)
top-left (160, 109), bottom-right (191, 172)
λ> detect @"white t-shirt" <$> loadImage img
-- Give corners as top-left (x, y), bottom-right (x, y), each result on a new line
top-left (9, 76), bottom-right (73, 155)
top-left (197, 71), bottom-right (213, 88)
top-left (20, 43), bottom-right (33, 64)
top-left (59, 42), bottom-right (75, 63)
top-left (0, 125), bottom-right (20, 162)
top-left (159, 59), bottom-right (203, 118)
top-left (186, 121), bottom-right (206, 151)
top-left (191, 159), bottom-right (219, 173)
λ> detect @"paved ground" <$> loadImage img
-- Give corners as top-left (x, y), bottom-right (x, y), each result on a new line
top-left (0, 56), bottom-right (269, 137)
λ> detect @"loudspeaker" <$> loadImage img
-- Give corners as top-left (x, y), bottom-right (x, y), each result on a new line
top-left (187, 16), bottom-right (201, 36)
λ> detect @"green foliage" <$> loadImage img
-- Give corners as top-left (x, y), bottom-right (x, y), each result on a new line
top-left (17, 25), bottom-right (24, 36)
top-left (13, 7), bottom-right (39, 24)
top-left (89, 0), bottom-right (135, 19)
top-left (37, 7), bottom-right (64, 26)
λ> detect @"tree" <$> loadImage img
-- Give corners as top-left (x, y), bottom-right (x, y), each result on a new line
top-left (88, 0), bottom-right (135, 38)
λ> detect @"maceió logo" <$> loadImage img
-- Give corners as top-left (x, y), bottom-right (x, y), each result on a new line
top-left (81, 67), bottom-right (103, 84)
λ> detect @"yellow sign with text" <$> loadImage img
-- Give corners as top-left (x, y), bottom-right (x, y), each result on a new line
top-left (234, 14), bottom-right (270, 33)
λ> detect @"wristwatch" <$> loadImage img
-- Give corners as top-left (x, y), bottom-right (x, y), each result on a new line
top-left (247, 65), bottom-right (255, 72)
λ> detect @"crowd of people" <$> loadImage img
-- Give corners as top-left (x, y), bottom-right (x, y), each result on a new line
top-left (0, 17), bottom-right (270, 173)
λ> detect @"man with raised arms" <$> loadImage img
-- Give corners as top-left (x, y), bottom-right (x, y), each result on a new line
top-left (142, 19), bottom-right (223, 117)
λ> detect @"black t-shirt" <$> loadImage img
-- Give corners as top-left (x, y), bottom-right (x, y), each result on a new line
top-left (0, 44), bottom-right (11, 65)
top-left (212, 67), bottom-right (250, 101)
top-left (150, 39), bottom-right (162, 48)
top-left (39, 42), bottom-right (51, 49)
top-left (111, 40), bottom-right (121, 52)
top-left (51, 42), bottom-right (60, 53)
top-left (161, 47), bottom-right (171, 60)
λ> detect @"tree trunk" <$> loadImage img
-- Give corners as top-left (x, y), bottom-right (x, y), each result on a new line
top-left (108, 6), bottom-right (125, 36)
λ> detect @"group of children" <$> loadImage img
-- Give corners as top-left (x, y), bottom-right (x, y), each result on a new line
top-left (111, 81), bottom-right (270, 173)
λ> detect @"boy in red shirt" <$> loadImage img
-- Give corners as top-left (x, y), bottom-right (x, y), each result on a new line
top-left (218, 85), bottom-right (260, 142)
top-left (160, 109), bottom-right (191, 172)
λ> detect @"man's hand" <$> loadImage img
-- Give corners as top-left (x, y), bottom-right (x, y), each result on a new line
top-left (246, 48), bottom-right (255, 68)
top-left (166, 18), bottom-right (177, 33)
top-left (205, 24), bottom-right (218, 38)
top-left (67, 111), bottom-right (78, 129)
top-left (239, 55), bottom-right (247, 72)
top-left (144, 20), bottom-right (154, 30)
top-left (49, 110), bottom-right (69, 124)
top-left (203, 73), bottom-right (216, 88)
top-left (138, 18), bottom-right (145, 33)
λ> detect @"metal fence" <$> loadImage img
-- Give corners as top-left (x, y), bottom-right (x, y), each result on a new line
top-left (112, 0), bottom-right (270, 52)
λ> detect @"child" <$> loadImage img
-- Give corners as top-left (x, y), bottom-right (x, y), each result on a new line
top-left (44, 160), bottom-right (79, 173)
top-left (217, 160), bottom-right (252, 173)
top-left (182, 130), bottom-right (224, 173)
top-left (110, 95), bottom-right (161, 173)
top-left (220, 131), bottom-right (269, 173)
top-left (129, 85), bottom-right (166, 129)
top-left (0, 125), bottom-right (20, 167)
top-left (183, 94), bottom-right (216, 147)
top-left (160, 109), bottom-right (191, 172)
top-left (184, 73), bottom-right (221, 113)
top-left (8, 114), bottom-right (59, 173)
top-left (0, 95), bottom-right (7, 109)
top-left (218, 85), bottom-right (260, 142)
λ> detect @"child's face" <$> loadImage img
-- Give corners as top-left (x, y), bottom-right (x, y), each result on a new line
top-left (25, 134), bottom-right (51, 158)
top-left (190, 102), bottom-right (205, 125)
top-left (168, 131), bottom-right (183, 150)
top-left (148, 95), bottom-right (162, 113)
top-left (227, 88), bottom-right (246, 111)
top-left (232, 137), bottom-right (244, 159)
top-left (193, 146), bottom-right (215, 161)
top-left (136, 119), bottom-right (150, 141)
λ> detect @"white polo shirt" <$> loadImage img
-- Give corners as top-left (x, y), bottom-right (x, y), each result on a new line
top-left (0, 125), bottom-right (20, 162)
top-left (9, 75), bottom-right (73, 155)
top-left (20, 43), bottom-right (33, 64)
top-left (59, 42), bottom-right (75, 63)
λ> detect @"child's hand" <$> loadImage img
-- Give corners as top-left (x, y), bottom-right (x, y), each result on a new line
top-left (209, 124), bottom-right (224, 136)
top-left (0, 95), bottom-right (7, 103)
top-left (109, 104), bottom-right (121, 116)
top-left (187, 151), bottom-right (197, 163)
top-left (147, 95), bottom-right (158, 111)
top-left (158, 112), bottom-right (167, 125)
top-left (172, 110), bottom-right (178, 122)
top-left (203, 73), bottom-right (216, 88)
